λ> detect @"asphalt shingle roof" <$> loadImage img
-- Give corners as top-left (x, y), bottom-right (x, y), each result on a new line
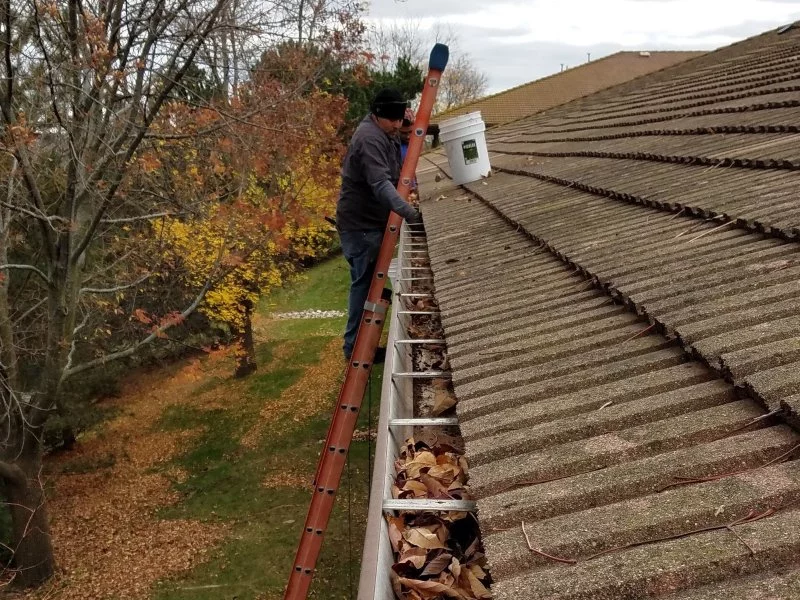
top-left (415, 21), bottom-right (800, 599)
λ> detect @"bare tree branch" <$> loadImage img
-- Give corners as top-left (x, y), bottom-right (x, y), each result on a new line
top-left (0, 265), bottom-right (50, 285)
top-left (80, 274), bottom-right (151, 295)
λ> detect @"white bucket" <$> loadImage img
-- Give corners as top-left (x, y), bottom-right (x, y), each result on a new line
top-left (439, 111), bottom-right (491, 185)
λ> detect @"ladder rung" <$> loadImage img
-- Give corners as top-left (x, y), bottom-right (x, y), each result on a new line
top-left (397, 310), bottom-right (440, 315)
top-left (395, 339), bottom-right (445, 344)
top-left (402, 250), bottom-right (429, 254)
top-left (398, 277), bottom-right (432, 282)
top-left (398, 292), bottom-right (434, 298)
top-left (393, 371), bottom-right (451, 379)
top-left (383, 499), bottom-right (477, 512)
top-left (400, 266), bottom-right (431, 270)
top-left (389, 418), bottom-right (458, 427)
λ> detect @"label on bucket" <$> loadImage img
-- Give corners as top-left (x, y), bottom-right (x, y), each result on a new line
top-left (462, 139), bottom-right (479, 165)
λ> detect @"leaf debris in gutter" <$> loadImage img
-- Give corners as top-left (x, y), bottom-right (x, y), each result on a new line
top-left (387, 438), bottom-right (492, 600)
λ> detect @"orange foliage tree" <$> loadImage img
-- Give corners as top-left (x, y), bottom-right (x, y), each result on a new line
top-left (137, 62), bottom-right (347, 376)
top-left (0, 0), bottom-right (364, 585)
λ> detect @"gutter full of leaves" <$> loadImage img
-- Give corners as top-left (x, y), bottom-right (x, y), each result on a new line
top-left (387, 437), bottom-right (493, 599)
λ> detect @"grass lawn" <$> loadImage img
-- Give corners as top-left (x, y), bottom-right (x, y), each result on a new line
top-left (22, 252), bottom-right (384, 600)
top-left (152, 253), bottom-right (382, 600)
top-left (263, 256), bottom-right (352, 314)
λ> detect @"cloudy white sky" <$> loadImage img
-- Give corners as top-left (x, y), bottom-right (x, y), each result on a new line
top-left (366, 0), bottom-right (800, 94)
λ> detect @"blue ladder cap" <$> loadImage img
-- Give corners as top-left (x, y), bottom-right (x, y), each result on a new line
top-left (429, 43), bottom-right (449, 72)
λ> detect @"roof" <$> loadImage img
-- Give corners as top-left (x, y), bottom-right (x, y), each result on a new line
top-left (415, 21), bottom-right (800, 599)
top-left (433, 51), bottom-right (706, 127)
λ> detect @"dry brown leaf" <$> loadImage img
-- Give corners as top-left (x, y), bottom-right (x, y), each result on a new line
top-left (404, 525), bottom-right (448, 550)
top-left (468, 564), bottom-right (487, 580)
top-left (404, 451), bottom-right (437, 478)
top-left (388, 516), bottom-right (405, 552)
top-left (399, 577), bottom-right (466, 599)
top-left (390, 569), bottom-right (404, 597)
top-left (420, 473), bottom-right (451, 498)
top-left (420, 552), bottom-right (453, 577)
top-left (465, 567), bottom-right (492, 599)
top-left (398, 546), bottom-right (428, 570)
top-left (438, 570), bottom-right (456, 587)
top-left (431, 387), bottom-right (457, 416)
top-left (432, 378), bottom-right (450, 390)
top-left (450, 556), bottom-right (462, 580)
top-left (441, 511), bottom-right (469, 522)
top-left (402, 480), bottom-right (430, 498)
top-left (435, 522), bottom-right (450, 546)
top-left (427, 464), bottom-right (458, 485)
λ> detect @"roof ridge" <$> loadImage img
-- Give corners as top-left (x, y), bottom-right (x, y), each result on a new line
top-left (504, 22), bottom-right (800, 129)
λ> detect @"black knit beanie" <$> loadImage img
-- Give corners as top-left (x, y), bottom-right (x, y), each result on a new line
top-left (371, 88), bottom-right (407, 121)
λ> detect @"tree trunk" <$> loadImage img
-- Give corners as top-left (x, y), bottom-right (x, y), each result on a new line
top-left (234, 299), bottom-right (256, 378)
top-left (2, 450), bottom-right (55, 588)
top-left (60, 425), bottom-right (77, 451)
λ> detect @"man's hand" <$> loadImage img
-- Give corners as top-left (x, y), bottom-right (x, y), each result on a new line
top-left (406, 209), bottom-right (422, 224)
top-left (408, 189), bottom-right (420, 208)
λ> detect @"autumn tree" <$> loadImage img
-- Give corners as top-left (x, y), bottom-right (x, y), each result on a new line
top-left (0, 0), bottom-right (236, 587)
top-left (147, 75), bottom-right (346, 377)
top-left (0, 0), bottom-right (367, 586)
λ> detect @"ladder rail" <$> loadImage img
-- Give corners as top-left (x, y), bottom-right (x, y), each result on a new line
top-left (283, 43), bottom-right (449, 600)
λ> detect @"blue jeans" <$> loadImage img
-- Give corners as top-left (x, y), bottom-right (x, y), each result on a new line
top-left (339, 229), bottom-right (384, 358)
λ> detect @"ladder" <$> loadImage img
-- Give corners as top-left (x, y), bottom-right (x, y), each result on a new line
top-left (283, 43), bottom-right (450, 600)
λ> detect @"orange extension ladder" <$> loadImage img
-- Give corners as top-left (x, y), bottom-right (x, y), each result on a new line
top-left (283, 43), bottom-right (450, 600)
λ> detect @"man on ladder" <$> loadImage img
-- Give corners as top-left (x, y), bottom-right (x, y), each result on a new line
top-left (284, 44), bottom-right (447, 600)
top-left (336, 88), bottom-right (422, 362)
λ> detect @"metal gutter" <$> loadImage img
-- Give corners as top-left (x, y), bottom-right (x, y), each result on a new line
top-left (357, 224), bottom-right (415, 600)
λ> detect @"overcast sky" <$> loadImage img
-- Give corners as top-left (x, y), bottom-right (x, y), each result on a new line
top-left (366, 0), bottom-right (800, 94)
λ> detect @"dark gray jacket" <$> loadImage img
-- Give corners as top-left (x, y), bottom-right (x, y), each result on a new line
top-left (336, 114), bottom-right (419, 231)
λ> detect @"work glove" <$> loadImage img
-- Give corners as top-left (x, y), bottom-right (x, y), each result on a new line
top-left (406, 209), bottom-right (422, 224)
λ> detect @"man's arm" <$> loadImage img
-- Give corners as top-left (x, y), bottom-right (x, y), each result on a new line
top-left (361, 138), bottom-right (420, 222)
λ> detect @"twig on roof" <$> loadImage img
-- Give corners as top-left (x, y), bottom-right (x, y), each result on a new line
top-left (699, 161), bottom-right (726, 175)
top-left (668, 207), bottom-right (687, 221)
top-left (521, 521), bottom-right (578, 565)
top-left (725, 524), bottom-right (755, 555)
top-left (582, 508), bottom-right (775, 562)
top-left (658, 441), bottom-right (800, 492)
top-left (599, 401), bottom-right (614, 410)
top-left (621, 323), bottom-right (656, 343)
top-left (727, 408), bottom-right (784, 434)
top-left (673, 221), bottom-right (707, 239)
top-left (687, 220), bottom-right (734, 243)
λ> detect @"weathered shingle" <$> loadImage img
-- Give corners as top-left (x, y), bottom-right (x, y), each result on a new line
top-left (417, 21), bottom-right (800, 599)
